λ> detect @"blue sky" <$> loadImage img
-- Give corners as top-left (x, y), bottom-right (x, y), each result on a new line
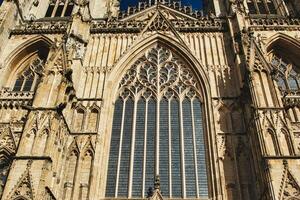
top-left (121, 0), bottom-right (203, 11)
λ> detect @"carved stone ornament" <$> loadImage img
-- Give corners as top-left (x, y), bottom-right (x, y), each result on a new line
top-left (66, 36), bottom-right (87, 60)
top-left (8, 170), bottom-right (34, 199)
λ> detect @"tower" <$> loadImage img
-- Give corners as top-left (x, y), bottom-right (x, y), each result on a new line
top-left (0, 0), bottom-right (299, 199)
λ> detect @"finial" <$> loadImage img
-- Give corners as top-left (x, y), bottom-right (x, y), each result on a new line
top-left (154, 174), bottom-right (160, 190)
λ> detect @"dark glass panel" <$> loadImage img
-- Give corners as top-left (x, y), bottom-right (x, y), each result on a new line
top-left (23, 75), bottom-right (34, 91)
top-left (159, 99), bottom-right (169, 197)
top-left (45, 4), bottom-right (55, 17)
top-left (277, 76), bottom-right (287, 91)
top-left (288, 77), bottom-right (298, 90)
top-left (64, 4), bottom-right (74, 16)
top-left (182, 99), bottom-right (196, 197)
top-left (55, 4), bottom-right (64, 17)
top-left (193, 99), bottom-right (208, 198)
top-left (118, 98), bottom-right (134, 197)
top-left (170, 99), bottom-right (182, 197)
top-left (257, 2), bottom-right (267, 14)
top-left (267, 2), bottom-right (277, 14)
top-left (105, 99), bottom-right (124, 197)
top-left (247, 3), bottom-right (257, 14)
top-left (132, 99), bottom-right (146, 197)
top-left (145, 99), bottom-right (156, 196)
top-left (13, 77), bottom-right (24, 91)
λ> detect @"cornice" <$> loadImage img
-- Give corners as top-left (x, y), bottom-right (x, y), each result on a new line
top-left (90, 17), bottom-right (227, 34)
top-left (248, 16), bottom-right (300, 31)
top-left (10, 19), bottom-right (70, 35)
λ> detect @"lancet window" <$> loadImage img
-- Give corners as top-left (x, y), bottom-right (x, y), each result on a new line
top-left (246, 0), bottom-right (277, 15)
top-left (105, 45), bottom-right (209, 199)
top-left (12, 57), bottom-right (44, 92)
top-left (271, 55), bottom-right (300, 94)
top-left (45, 0), bottom-right (74, 17)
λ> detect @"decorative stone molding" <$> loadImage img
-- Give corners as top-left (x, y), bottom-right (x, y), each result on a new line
top-left (11, 20), bottom-right (70, 35)
top-left (249, 17), bottom-right (300, 31)
top-left (91, 17), bottom-right (226, 33)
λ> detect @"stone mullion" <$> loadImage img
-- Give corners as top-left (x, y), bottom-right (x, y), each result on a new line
top-left (168, 99), bottom-right (172, 197)
top-left (115, 100), bottom-right (126, 197)
top-left (179, 97), bottom-right (186, 198)
top-left (61, 0), bottom-right (69, 17)
top-left (51, 0), bottom-right (59, 17)
top-left (128, 98), bottom-right (138, 197)
top-left (190, 99), bottom-right (200, 198)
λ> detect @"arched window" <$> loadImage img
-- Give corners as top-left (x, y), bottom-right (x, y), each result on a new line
top-left (247, 0), bottom-right (277, 15)
top-left (270, 55), bottom-right (300, 94)
top-left (12, 57), bottom-right (44, 92)
top-left (45, 0), bottom-right (74, 17)
top-left (105, 45), bottom-right (208, 198)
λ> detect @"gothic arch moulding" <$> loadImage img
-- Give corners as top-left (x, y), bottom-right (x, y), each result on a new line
top-left (266, 33), bottom-right (300, 65)
top-left (0, 35), bottom-right (53, 87)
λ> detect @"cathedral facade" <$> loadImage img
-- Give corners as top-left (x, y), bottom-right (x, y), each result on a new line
top-left (0, 0), bottom-right (299, 199)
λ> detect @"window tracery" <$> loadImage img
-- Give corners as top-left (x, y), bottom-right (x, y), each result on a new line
top-left (45, 0), bottom-right (74, 17)
top-left (246, 0), bottom-right (277, 15)
top-left (12, 57), bottom-right (44, 92)
top-left (105, 44), bottom-right (208, 198)
top-left (271, 55), bottom-right (300, 94)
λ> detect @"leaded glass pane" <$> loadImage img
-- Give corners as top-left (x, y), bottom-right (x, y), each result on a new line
top-left (193, 99), bottom-right (208, 198)
top-left (13, 77), bottom-right (24, 91)
top-left (159, 98), bottom-right (169, 197)
top-left (55, 5), bottom-right (64, 17)
top-left (132, 99), bottom-right (146, 197)
top-left (45, 4), bottom-right (55, 17)
top-left (23, 75), bottom-right (34, 91)
top-left (118, 98), bottom-right (134, 197)
top-left (247, 3), bottom-right (257, 14)
top-left (267, 2), bottom-right (276, 14)
top-left (106, 99), bottom-right (123, 197)
top-left (288, 77), bottom-right (298, 90)
top-left (183, 99), bottom-right (197, 197)
top-left (145, 99), bottom-right (156, 196)
top-left (171, 99), bottom-right (182, 197)
top-left (258, 2), bottom-right (267, 14)
top-left (65, 4), bottom-right (74, 16)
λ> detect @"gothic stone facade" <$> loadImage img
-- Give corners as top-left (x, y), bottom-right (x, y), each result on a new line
top-left (0, 0), bottom-right (300, 200)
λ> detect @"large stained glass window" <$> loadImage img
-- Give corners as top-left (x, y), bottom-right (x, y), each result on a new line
top-left (106, 44), bottom-right (208, 199)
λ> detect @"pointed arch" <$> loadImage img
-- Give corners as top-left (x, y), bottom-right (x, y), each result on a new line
top-left (265, 128), bottom-right (280, 155)
top-left (87, 104), bottom-right (100, 132)
top-left (1, 35), bottom-right (52, 92)
top-left (104, 34), bottom-right (215, 199)
top-left (72, 104), bottom-right (86, 132)
top-left (266, 33), bottom-right (300, 66)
